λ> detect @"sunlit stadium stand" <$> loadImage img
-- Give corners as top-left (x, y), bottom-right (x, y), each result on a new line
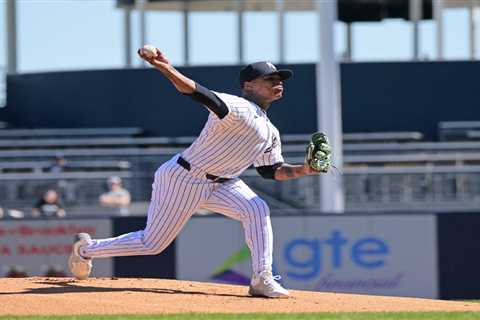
top-left (0, 128), bottom-right (479, 214)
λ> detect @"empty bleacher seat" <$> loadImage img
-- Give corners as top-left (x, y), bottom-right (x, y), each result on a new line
top-left (466, 130), bottom-right (480, 140)
top-left (281, 131), bottom-right (423, 145)
top-left (0, 136), bottom-right (195, 150)
top-left (342, 131), bottom-right (423, 143)
top-left (0, 160), bottom-right (131, 173)
top-left (0, 127), bottom-right (144, 139)
top-left (438, 121), bottom-right (480, 141)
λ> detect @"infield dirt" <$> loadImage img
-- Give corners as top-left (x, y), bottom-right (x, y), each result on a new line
top-left (1, 277), bottom-right (480, 315)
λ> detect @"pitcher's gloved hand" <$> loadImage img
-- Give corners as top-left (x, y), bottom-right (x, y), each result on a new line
top-left (305, 132), bottom-right (332, 173)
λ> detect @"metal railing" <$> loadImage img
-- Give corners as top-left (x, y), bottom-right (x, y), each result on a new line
top-left (243, 165), bottom-right (480, 212)
top-left (1, 163), bottom-right (479, 213)
top-left (1, 140), bottom-right (480, 213)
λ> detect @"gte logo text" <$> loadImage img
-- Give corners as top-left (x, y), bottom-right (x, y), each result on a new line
top-left (284, 230), bottom-right (390, 280)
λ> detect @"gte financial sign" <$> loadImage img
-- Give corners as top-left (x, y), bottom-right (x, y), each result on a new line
top-left (283, 230), bottom-right (404, 291)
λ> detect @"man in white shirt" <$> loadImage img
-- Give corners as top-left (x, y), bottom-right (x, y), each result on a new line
top-left (99, 176), bottom-right (131, 208)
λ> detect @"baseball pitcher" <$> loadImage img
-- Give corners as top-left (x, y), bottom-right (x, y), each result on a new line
top-left (68, 46), bottom-right (332, 298)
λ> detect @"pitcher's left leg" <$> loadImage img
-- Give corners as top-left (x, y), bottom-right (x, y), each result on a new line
top-left (202, 179), bottom-right (289, 298)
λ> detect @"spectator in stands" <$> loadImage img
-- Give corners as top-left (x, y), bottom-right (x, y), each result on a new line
top-left (48, 153), bottom-right (67, 173)
top-left (99, 176), bottom-right (131, 208)
top-left (48, 153), bottom-right (76, 202)
top-left (32, 189), bottom-right (66, 218)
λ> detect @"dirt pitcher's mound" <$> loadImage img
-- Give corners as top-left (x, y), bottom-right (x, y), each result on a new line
top-left (1, 277), bottom-right (480, 315)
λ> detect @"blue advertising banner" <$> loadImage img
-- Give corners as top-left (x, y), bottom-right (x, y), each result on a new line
top-left (177, 214), bottom-right (438, 298)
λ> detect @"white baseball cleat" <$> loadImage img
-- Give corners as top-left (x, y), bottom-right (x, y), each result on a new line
top-left (248, 270), bottom-right (290, 298)
top-left (68, 233), bottom-right (92, 280)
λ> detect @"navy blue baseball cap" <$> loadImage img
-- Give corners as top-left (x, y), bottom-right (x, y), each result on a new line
top-left (240, 61), bottom-right (293, 86)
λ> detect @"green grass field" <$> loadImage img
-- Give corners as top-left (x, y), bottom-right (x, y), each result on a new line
top-left (2, 313), bottom-right (480, 320)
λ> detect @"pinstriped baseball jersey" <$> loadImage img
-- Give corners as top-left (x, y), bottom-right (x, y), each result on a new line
top-left (80, 91), bottom-right (283, 277)
top-left (182, 92), bottom-right (284, 178)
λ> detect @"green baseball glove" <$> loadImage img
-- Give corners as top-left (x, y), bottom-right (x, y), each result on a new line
top-left (305, 132), bottom-right (332, 173)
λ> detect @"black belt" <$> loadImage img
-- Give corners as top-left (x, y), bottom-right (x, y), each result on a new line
top-left (177, 156), bottom-right (231, 183)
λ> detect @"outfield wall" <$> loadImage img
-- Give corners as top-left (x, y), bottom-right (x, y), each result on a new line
top-left (0, 212), bottom-right (479, 299)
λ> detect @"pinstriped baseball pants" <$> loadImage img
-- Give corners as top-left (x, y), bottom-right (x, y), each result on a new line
top-left (81, 154), bottom-right (273, 276)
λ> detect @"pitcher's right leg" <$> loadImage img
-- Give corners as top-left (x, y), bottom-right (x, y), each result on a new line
top-left (69, 156), bottom-right (207, 279)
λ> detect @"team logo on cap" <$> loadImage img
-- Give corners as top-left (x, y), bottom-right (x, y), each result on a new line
top-left (266, 61), bottom-right (277, 71)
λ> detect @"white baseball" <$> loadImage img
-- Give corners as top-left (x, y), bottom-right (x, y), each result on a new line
top-left (142, 44), bottom-right (158, 59)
